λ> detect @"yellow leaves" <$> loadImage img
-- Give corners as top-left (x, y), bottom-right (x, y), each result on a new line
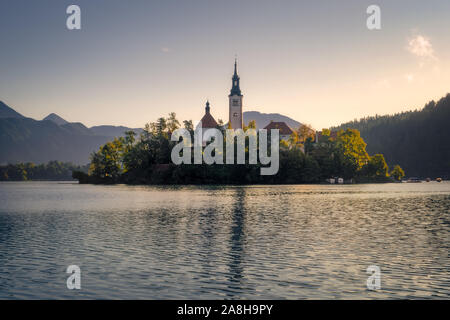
top-left (337, 128), bottom-right (370, 169)
top-left (247, 120), bottom-right (256, 129)
top-left (280, 140), bottom-right (289, 149)
top-left (297, 124), bottom-right (315, 143)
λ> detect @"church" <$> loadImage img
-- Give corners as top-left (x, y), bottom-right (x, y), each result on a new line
top-left (199, 59), bottom-right (243, 130)
top-left (198, 60), bottom-right (296, 143)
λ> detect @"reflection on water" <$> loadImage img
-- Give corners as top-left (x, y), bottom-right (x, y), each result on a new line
top-left (0, 182), bottom-right (449, 299)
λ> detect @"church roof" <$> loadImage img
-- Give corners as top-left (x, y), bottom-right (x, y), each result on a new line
top-left (200, 113), bottom-right (218, 128)
top-left (200, 101), bottom-right (219, 128)
top-left (264, 121), bottom-right (294, 135)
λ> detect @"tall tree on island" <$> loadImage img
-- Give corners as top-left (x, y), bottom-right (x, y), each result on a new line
top-left (390, 165), bottom-right (405, 182)
top-left (336, 129), bottom-right (370, 179)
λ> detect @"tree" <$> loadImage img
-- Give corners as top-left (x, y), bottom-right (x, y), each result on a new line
top-left (304, 136), bottom-right (315, 155)
top-left (287, 131), bottom-right (299, 149)
top-left (321, 128), bottom-right (331, 136)
top-left (362, 154), bottom-right (389, 180)
top-left (183, 120), bottom-right (194, 132)
top-left (336, 129), bottom-right (370, 178)
top-left (156, 117), bottom-right (167, 136)
top-left (247, 120), bottom-right (256, 129)
top-left (3, 164), bottom-right (27, 181)
top-left (280, 139), bottom-right (289, 150)
top-left (1, 162), bottom-right (88, 181)
top-left (167, 112), bottom-right (180, 132)
top-left (390, 165), bottom-right (405, 181)
top-left (310, 139), bottom-right (339, 180)
top-left (89, 137), bottom-right (125, 183)
top-left (297, 124), bottom-right (315, 144)
top-left (124, 131), bottom-right (136, 150)
top-left (77, 111), bottom-right (394, 185)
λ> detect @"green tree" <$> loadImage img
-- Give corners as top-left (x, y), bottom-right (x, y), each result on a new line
top-left (297, 124), bottom-right (315, 144)
top-left (4, 163), bottom-right (27, 181)
top-left (183, 120), bottom-right (194, 132)
top-left (89, 138), bottom-right (125, 183)
top-left (390, 165), bottom-right (405, 181)
top-left (124, 131), bottom-right (136, 148)
top-left (155, 117), bottom-right (167, 136)
top-left (0, 162), bottom-right (88, 181)
top-left (336, 129), bottom-right (370, 179)
top-left (167, 112), bottom-right (180, 132)
top-left (362, 154), bottom-right (389, 179)
top-left (321, 128), bottom-right (331, 137)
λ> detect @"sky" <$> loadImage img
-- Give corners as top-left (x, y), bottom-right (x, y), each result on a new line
top-left (1, 0), bottom-right (449, 129)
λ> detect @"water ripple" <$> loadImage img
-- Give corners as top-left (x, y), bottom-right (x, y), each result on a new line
top-left (0, 181), bottom-right (449, 299)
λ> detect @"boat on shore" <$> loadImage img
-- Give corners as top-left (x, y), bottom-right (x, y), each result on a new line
top-left (407, 177), bottom-right (422, 183)
top-left (436, 178), bottom-right (442, 182)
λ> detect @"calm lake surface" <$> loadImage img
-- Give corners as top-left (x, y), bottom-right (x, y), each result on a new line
top-left (0, 181), bottom-right (449, 299)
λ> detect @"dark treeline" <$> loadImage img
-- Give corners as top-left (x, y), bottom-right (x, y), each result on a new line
top-left (74, 113), bottom-right (404, 185)
top-left (333, 93), bottom-right (450, 179)
top-left (0, 161), bottom-right (88, 181)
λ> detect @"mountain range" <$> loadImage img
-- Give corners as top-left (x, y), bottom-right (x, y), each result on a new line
top-left (0, 101), bottom-right (25, 119)
top-left (0, 101), bottom-right (143, 164)
top-left (243, 111), bottom-right (301, 130)
top-left (0, 102), bottom-right (301, 165)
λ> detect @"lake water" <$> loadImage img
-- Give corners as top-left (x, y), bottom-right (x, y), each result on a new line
top-left (0, 181), bottom-right (449, 299)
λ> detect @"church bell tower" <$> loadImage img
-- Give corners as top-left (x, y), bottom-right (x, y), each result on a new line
top-left (229, 59), bottom-right (243, 129)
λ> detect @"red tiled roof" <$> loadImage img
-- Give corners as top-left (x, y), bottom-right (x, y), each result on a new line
top-left (200, 112), bottom-right (218, 128)
top-left (264, 122), bottom-right (294, 135)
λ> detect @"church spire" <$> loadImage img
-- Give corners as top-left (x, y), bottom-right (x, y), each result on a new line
top-left (230, 58), bottom-right (242, 96)
top-left (205, 100), bottom-right (210, 114)
top-left (228, 59), bottom-right (243, 129)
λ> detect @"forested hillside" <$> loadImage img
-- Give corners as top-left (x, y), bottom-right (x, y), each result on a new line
top-left (0, 117), bottom-right (113, 164)
top-left (0, 102), bottom-right (142, 165)
top-left (333, 94), bottom-right (450, 178)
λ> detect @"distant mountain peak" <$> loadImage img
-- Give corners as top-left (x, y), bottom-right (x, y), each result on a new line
top-left (43, 113), bottom-right (69, 126)
top-left (243, 110), bottom-right (302, 130)
top-left (90, 125), bottom-right (143, 137)
top-left (0, 101), bottom-right (25, 119)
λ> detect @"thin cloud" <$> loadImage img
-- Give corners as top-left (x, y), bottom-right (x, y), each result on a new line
top-left (161, 47), bottom-right (171, 53)
top-left (406, 35), bottom-right (436, 60)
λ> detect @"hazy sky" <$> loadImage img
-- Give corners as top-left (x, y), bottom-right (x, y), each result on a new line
top-left (1, 0), bottom-right (449, 129)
